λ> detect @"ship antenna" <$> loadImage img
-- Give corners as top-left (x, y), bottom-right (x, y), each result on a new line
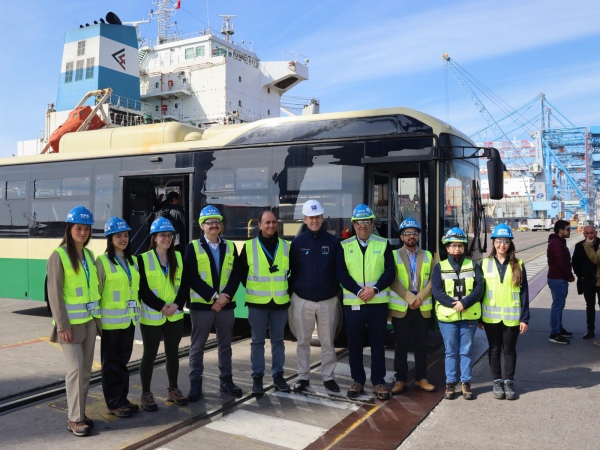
top-left (150, 0), bottom-right (179, 44)
top-left (219, 15), bottom-right (237, 43)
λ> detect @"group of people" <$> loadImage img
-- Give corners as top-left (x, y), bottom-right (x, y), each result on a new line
top-left (550, 221), bottom-right (600, 345)
top-left (48, 201), bottom-right (531, 438)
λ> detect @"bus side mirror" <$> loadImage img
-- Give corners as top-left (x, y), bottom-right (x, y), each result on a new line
top-left (487, 156), bottom-right (505, 200)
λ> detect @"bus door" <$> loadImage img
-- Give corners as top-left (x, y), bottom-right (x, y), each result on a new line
top-left (365, 163), bottom-right (430, 251)
top-left (122, 173), bottom-right (191, 255)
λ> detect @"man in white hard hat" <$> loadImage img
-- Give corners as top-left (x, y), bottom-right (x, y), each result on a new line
top-left (289, 200), bottom-right (343, 394)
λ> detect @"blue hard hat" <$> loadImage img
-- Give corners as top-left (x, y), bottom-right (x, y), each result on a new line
top-left (104, 216), bottom-right (132, 237)
top-left (351, 204), bottom-right (375, 221)
top-left (442, 227), bottom-right (468, 244)
top-left (66, 206), bottom-right (94, 225)
top-left (491, 223), bottom-right (514, 239)
top-left (399, 217), bottom-right (421, 233)
top-left (198, 205), bottom-right (223, 225)
top-left (150, 217), bottom-right (175, 235)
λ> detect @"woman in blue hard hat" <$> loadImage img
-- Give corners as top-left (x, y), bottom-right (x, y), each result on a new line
top-left (138, 217), bottom-right (189, 411)
top-left (431, 227), bottom-right (484, 400)
top-left (480, 224), bottom-right (529, 400)
top-left (95, 217), bottom-right (141, 417)
top-left (47, 206), bottom-right (101, 437)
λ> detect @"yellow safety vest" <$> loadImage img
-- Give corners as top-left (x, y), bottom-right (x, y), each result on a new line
top-left (190, 239), bottom-right (236, 304)
top-left (54, 246), bottom-right (100, 325)
top-left (97, 254), bottom-right (141, 330)
top-left (435, 259), bottom-right (481, 322)
top-left (244, 237), bottom-right (290, 305)
top-left (389, 248), bottom-right (433, 312)
top-left (341, 235), bottom-right (390, 306)
top-left (139, 251), bottom-right (184, 325)
top-left (482, 257), bottom-right (522, 326)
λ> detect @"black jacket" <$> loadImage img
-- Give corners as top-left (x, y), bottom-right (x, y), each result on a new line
top-left (289, 226), bottom-right (341, 301)
top-left (572, 238), bottom-right (600, 280)
top-left (184, 237), bottom-right (241, 311)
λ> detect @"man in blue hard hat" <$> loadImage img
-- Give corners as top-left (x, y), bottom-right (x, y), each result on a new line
top-left (289, 199), bottom-right (342, 394)
top-left (184, 205), bottom-right (242, 400)
top-left (389, 217), bottom-right (436, 395)
top-left (337, 204), bottom-right (395, 400)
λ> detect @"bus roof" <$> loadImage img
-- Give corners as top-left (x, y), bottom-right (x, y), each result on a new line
top-left (1, 107), bottom-right (474, 166)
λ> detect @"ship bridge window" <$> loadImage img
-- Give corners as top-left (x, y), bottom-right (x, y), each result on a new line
top-left (65, 62), bottom-right (74, 83)
top-left (196, 46), bottom-right (205, 57)
top-left (75, 60), bottom-right (84, 81)
top-left (185, 48), bottom-right (194, 59)
top-left (77, 40), bottom-right (85, 57)
top-left (85, 58), bottom-right (95, 79)
top-left (212, 47), bottom-right (227, 57)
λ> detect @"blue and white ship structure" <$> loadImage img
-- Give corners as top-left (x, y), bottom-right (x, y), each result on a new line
top-left (18, 0), bottom-right (315, 155)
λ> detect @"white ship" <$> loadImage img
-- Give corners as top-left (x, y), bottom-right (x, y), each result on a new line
top-left (18, 0), bottom-right (315, 155)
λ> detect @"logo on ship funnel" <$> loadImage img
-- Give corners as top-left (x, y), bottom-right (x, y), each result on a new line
top-left (112, 49), bottom-right (126, 70)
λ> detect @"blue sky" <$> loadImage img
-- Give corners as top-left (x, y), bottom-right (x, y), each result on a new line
top-left (1, 0), bottom-right (599, 158)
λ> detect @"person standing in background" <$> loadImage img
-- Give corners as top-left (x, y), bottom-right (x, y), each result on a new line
top-left (547, 220), bottom-right (575, 344)
top-left (573, 225), bottom-right (600, 339)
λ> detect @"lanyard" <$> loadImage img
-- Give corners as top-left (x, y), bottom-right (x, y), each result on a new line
top-left (79, 252), bottom-right (91, 299)
top-left (116, 256), bottom-right (132, 284)
top-left (153, 249), bottom-right (169, 275)
top-left (407, 250), bottom-right (417, 291)
top-left (259, 240), bottom-right (278, 263)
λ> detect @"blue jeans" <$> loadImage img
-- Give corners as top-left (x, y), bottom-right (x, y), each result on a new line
top-left (438, 320), bottom-right (477, 383)
top-left (344, 303), bottom-right (388, 386)
top-left (248, 307), bottom-right (288, 378)
top-left (548, 278), bottom-right (568, 335)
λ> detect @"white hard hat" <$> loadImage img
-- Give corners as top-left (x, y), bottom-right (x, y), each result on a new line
top-left (302, 199), bottom-right (324, 217)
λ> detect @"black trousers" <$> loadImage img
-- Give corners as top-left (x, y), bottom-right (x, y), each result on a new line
top-left (101, 323), bottom-right (135, 410)
top-left (392, 309), bottom-right (430, 382)
top-left (483, 322), bottom-right (519, 380)
top-left (581, 278), bottom-right (600, 331)
top-left (140, 319), bottom-right (183, 392)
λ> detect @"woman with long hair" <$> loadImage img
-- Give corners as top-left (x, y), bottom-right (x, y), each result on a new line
top-left (47, 206), bottom-right (101, 437)
top-left (95, 217), bottom-right (140, 418)
top-left (481, 224), bottom-right (530, 400)
top-left (138, 217), bottom-right (188, 411)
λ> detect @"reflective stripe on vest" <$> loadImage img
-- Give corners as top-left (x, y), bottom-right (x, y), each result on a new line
top-left (245, 237), bottom-right (290, 305)
top-left (190, 239), bottom-right (235, 304)
top-left (140, 251), bottom-right (184, 325)
top-left (55, 246), bottom-right (100, 324)
top-left (389, 248), bottom-right (433, 312)
top-left (98, 254), bottom-right (141, 330)
top-left (435, 259), bottom-right (481, 322)
top-left (482, 257), bottom-right (522, 326)
top-left (341, 235), bottom-right (390, 306)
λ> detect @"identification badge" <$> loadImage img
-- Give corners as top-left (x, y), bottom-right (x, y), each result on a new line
top-left (453, 279), bottom-right (466, 298)
top-left (321, 246), bottom-right (329, 255)
top-left (352, 305), bottom-right (360, 311)
top-left (127, 300), bottom-right (137, 308)
top-left (86, 302), bottom-right (95, 311)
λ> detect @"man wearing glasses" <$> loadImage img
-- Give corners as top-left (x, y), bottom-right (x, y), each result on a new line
top-left (389, 217), bottom-right (436, 395)
top-left (547, 219), bottom-right (575, 344)
top-left (337, 204), bottom-right (395, 400)
top-left (184, 205), bottom-right (243, 400)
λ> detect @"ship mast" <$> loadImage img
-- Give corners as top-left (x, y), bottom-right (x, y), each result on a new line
top-left (150, 0), bottom-right (179, 44)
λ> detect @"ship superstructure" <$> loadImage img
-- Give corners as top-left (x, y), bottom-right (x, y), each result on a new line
top-left (18, 0), bottom-right (310, 155)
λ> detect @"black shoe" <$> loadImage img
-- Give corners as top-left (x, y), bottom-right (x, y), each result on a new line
top-left (560, 328), bottom-right (573, 337)
top-left (188, 379), bottom-right (202, 402)
top-left (273, 374), bottom-right (291, 392)
top-left (294, 379), bottom-right (311, 393)
top-left (220, 376), bottom-right (243, 397)
top-left (583, 331), bottom-right (595, 339)
top-left (549, 334), bottom-right (570, 344)
top-left (323, 379), bottom-right (340, 393)
top-left (252, 376), bottom-right (264, 396)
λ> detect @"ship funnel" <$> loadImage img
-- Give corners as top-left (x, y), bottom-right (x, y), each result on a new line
top-left (106, 12), bottom-right (123, 25)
